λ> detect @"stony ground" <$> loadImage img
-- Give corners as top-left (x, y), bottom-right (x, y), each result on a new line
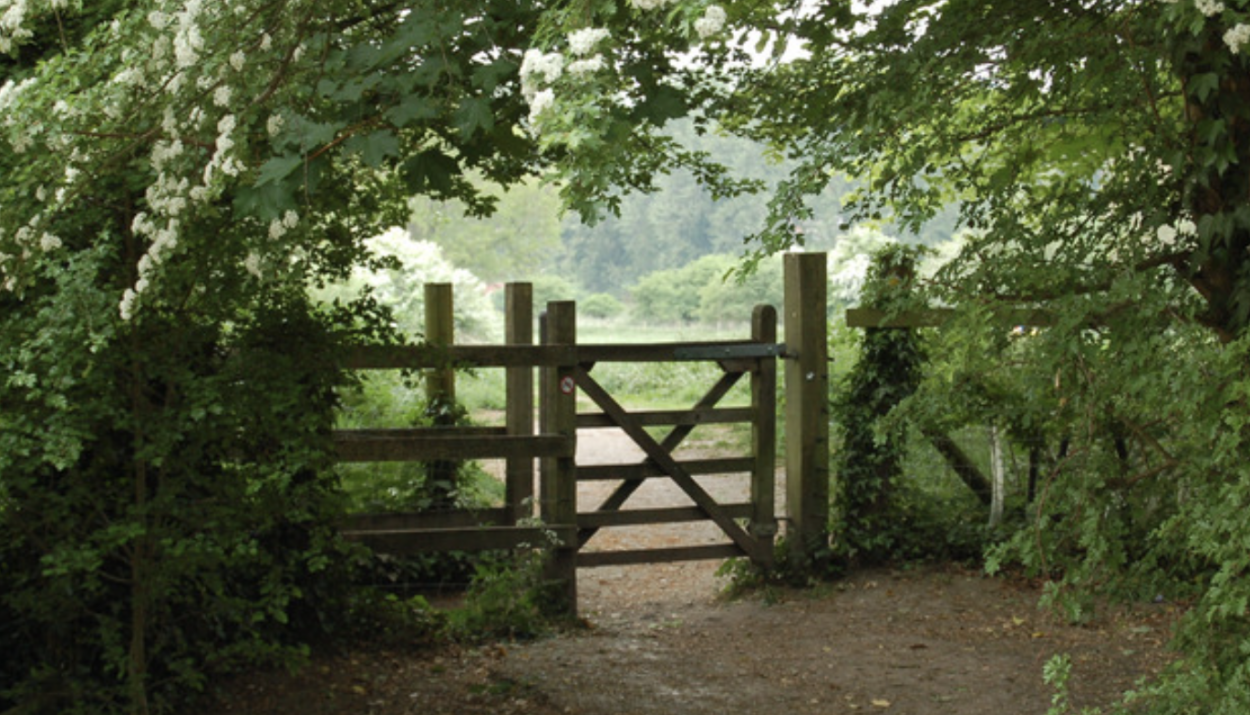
top-left (199, 430), bottom-right (1177, 715)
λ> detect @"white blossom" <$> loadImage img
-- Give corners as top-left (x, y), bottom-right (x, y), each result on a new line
top-left (528, 88), bottom-right (555, 125)
top-left (520, 49), bottom-right (565, 98)
top-left (244, 251), bottom-right (263, 278)
top-left (695, 5), bottom-right (727, 39)
top-left (119, 288), bottom-right (137, 321)
top-left (1156, 224), bottom-right (1178, 246)
top-left (568, 55), bottom-right (605, 75)
top-left (628, 0), bottom-right (675, 9)
top-left (1194, 0), bottom-right (1224, 16)
top-left (282, 210), bottom-right (299, 229)
top-left (267, 113), bottom-right (284, 136)
top-left (229, 51), bottom-right (246, 71)
top-left (213, 85), bottom-right (232, 107)
top-left (568, 27), bottom-right (609, 56)
top-left (1224, 23), bottom-right (1250, 54)
top-left (269, 218), bottom-right (287, 240)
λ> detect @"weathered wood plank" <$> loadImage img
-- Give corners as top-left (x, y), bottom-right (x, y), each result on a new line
top-left (341, 344), bottom-right (577, 370)
top-left (785, 253), bottom-right (830, 567)
top-left (333, 431), bottom-right (571, 462)
top-left (577, 503), bottom-right (754, 529)
top-left (577, 457), bottom-right (754, 482)
top-left (342, 525), bottom-right (576, 554)
top-left (576, 406), bottom-right (752, 429)
top-left (751, 305), bottom-right (778, 566)
top-left (541, 301), bottom-right (579, 612)
top-left (505, 282), bottom-right (536, 525)
top-left (577, 341), bottom-right (769, 364)
top-left (577, 544), bottom-right (743, 567)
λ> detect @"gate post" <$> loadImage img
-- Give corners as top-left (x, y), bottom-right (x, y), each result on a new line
top-left (783, 253), bottom-right (830, 569)
top-left (750, 304), bottom-right (778, 567)
top-left (505, 283), bottom-right (535, 525)
top-left (424, 283), bottom-right (457, 508)
top-left (540, 301), bottom-right (578, 614)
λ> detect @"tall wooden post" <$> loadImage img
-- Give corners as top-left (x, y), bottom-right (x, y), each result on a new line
top-left (784, 253), bottom-right (830, 568)
top-left (424, 283), bottom-right (457, 508)
top-left (505, 283), bottom-right (535, 525)
top-left (750, 304), bottom-right (778, 568)
top-left (540, 301), bottom-right (578, 614)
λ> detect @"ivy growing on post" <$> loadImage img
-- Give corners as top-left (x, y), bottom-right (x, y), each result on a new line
top-left (831, 245), bottom-right (926, 566)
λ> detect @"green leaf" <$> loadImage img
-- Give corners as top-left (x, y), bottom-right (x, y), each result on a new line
top-left (401, 149), bottom-right (460, 195)
top-left (254, 155), bottom-right (303, 186)
top-left (234, 181), bottom-right (295, 220)
top-left (454, 96), bottom-right (494, 139)
top-left (1190, 72), bottom-right (1220, 103)
top-left (344, 130), bottom-right (400, 167)
top-left (636, 85), bottom-right (688, 124)
top-left (385, 96), bottom-right (439, 126)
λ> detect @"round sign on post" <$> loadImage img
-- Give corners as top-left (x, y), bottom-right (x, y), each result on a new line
top-left (559, 375), bottom-right (576, 395)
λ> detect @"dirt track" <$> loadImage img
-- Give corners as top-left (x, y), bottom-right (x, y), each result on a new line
top-left (202, 428), bottom-right (1176, 715)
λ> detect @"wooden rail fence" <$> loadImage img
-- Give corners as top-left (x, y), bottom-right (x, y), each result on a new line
top-left (336, 252), bottom-right (831, 614)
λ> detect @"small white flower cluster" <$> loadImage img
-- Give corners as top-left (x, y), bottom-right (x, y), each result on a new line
top-left (567, 27), bottom-right (608, 75)
top-left (268, 209), bottom-right (300, 240)
top-left (172, 0), bottom-right (205, 69)
top-left (1194, 0), bottom-right (1225, 17)
top-left (628, 0), bottom-right (677, 9)
top-left (521, 27), bottom-right (613, 128)
top-left (1155, 218), bottom-right (1197, 247)
top-left (568, 55), bottom-right (606, 75)
top-left (694, 5), bottom-right (727, 39)
top-left (520, 48), bottom-right (565, 125)
top-left (568, 27), bottom-right (609, 56)
top-left (243, 251), bottom-right (263, 278)
top-left (0, 0), bottom-right (34, 53)
top-left (521, 49), bottom-right (564, 99)
top-left (1224, 23), bottom-right (1250, 53)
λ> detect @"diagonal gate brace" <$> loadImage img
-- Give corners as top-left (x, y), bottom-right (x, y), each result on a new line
top-left (578, 368), bottom-right (743, 547)
top-left (574, 367), bottom-right (770, 564)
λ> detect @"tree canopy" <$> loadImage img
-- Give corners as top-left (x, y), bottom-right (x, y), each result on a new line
top-left (8, 0), bottom-right (1250, 712)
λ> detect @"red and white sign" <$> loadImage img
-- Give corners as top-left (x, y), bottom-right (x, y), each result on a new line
top-left (560, 375), bottom-right (576, 395)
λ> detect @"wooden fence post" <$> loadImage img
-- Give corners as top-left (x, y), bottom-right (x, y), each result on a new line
top-left (784, 253), bottom-right (830, 569)
top-left (540, 301), bottom-right (578, 614)
top-left (751, 304), bottom-right (778, 567)
top-left (425, 283), bottom-right (457, 508)
top-left (505, 283), bottom-right (535, 525)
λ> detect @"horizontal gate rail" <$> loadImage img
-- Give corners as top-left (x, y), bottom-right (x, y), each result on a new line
top-left (576, 406), bottom-right (752, 429)
top-left (576, 341), bottom-right (778, 364)
top-left (577, 457), bottom-right (753, 482)
top-left (578, 544), bottom-right (744, 568)
top-left (342, 525), bottom-right (577, 554)
top-left (342, 344), bottom-right (576, 370)
top-left (576, 503), bottom-right (754, 528)
top-left (334, 429), bottom-right (571, 462)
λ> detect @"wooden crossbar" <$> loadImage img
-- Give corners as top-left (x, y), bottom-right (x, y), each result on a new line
top-left (574, 367), bottom-right (771, 565)
top-left (578, 544), bottom-right (743, 568)
top-left (578, 369), bottom-right (744, 547)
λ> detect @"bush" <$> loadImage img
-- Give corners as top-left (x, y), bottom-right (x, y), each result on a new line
top-left (581, 292), bottom-right (625, 319)
top-left (0, 282), bottom-right (362, 714)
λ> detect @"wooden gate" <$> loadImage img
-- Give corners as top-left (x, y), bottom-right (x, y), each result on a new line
top-left (337, 253), bottom-right (830, 614)
top-left (568, 305), bottom-right (779, 570)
